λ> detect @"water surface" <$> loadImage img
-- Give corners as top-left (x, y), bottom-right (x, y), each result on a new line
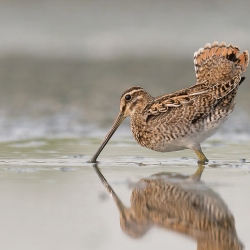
top-left (0, 137), bottom-right (249, 250)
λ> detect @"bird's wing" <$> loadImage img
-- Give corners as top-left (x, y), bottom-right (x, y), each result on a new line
top-left (144, 41), bottom-right (249, 124)
top-left (143, 77), bottom-right (242, 124)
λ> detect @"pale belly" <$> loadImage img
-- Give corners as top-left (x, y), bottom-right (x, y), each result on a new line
top-left (150, 125), bottom-right (220, 152)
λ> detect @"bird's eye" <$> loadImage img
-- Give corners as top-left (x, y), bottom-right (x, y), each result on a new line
top-left (125, 94), bottom-right (131, 101)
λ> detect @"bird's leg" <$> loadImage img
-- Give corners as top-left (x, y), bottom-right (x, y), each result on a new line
top-left (194, 149), bottom-right (209, 164)
top-left (190, 144), bottom-right (209, 164)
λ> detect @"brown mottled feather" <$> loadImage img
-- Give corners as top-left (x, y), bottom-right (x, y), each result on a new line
top-left (89, 42), bottom-right (249, 164)
top-left (143, 42), bottom-right (248, 124)
top-left (129, 42), bottom-right (249, 153)
top-left (194, 41), bottom-right (248, 83)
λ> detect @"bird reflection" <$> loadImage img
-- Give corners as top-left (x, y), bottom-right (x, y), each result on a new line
top-left (93, 164), bottom-right (243, 249)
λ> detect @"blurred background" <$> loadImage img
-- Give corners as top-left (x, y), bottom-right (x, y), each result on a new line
top-left (0, 0), bottom-right (250, 141)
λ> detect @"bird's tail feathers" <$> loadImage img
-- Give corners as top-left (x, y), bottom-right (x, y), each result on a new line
top-left (194, 41), bottom-right (249, 83)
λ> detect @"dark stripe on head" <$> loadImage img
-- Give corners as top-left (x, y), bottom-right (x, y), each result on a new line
top-left (120, 86), bottom-right (144, 99)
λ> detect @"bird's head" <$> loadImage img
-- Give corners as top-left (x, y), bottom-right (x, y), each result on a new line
top-left (88, 86), bottom-right (152, 163)
top-left (119, 86), bottom-right (152, 117)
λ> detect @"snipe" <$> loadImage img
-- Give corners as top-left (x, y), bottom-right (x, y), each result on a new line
top-left (89, 42), bottom-right (249, 164)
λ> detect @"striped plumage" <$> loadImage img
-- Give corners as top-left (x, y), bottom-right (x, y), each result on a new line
top-left (89, 42), bottom-right (249, 164)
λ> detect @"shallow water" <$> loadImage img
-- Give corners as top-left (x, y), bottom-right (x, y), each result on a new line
top-left (0, 137), bottom-right (249, 250)
top-left (0, 1), bottom-right (250, 249)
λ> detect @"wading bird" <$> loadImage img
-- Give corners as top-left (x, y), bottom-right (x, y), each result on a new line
top-left (88, 42), bottom-right (249, 164)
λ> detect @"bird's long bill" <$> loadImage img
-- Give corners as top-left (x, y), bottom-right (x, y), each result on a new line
top-left (88, 113), bottom-right (125, 163)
